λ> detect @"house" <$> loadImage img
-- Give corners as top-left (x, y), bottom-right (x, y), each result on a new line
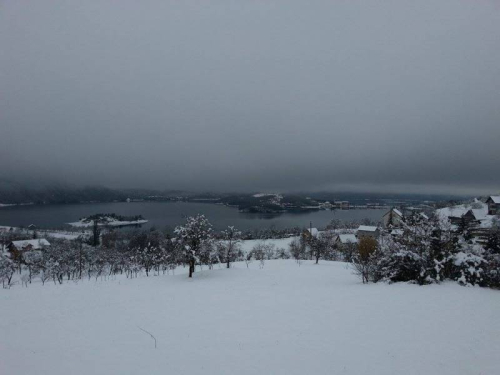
top-left (462, 209), bottom-right (480, 223)
top-left (7, 239), bottom-right (50, 261)
top-left (334, 201), bottom-right (350, 209)
top-left (8, 238), bottom-right (50, 252)
top-left (302, 227), bottom-right (319, 240)
top-left (404, 210), bottom-right (431, 225)
top-left (319, 201), bottom-right (333, 209)
top-left (486, 196), bottom-right (500, 215)
top-left (335, 234), bottom-right (358, 246)
top-left (334, 234), bottom-right (358, 254)
top-left (390, 229), bottom-right (404, 237)
top-left (382, 208), bottom-right (404, 228)
top-left (356, 225), bottom-right (379, 239)
top-left (27, 224), bottom-right (37, 230)
top-left (419, 212), bottom-right (429, 221)
top-left (449, 209), bottom-right (481, 226)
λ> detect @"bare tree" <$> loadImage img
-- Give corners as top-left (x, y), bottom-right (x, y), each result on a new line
top-left (352, 236), bottom-right (378, 283)
top-left (289, 238), bottom-right (306, 265)
top-left (23, 250), bottom-right (43, 283)
top-left (251, 243), bottom-right (267, 268)
top-left (218, 226), bottom-right (242, 268)
top-left (92, 219), bottom-right (101, 247)
top-left (0, 253), bottom-right (15, 288)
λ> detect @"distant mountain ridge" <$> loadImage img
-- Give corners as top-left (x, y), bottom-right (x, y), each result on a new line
top-left (0, 180), bottom-right (179, 205)
top-left (0, 179), bottom-right (465, 207)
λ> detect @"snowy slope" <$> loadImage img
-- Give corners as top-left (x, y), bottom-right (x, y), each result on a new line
top-left (1, 260), bottom-right (499, 375)
top-left (239, 237), bottom-right (297, 254)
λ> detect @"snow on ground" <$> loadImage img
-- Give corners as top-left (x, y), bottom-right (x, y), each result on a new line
top-left (240, 237), bottom-right (297, 254)
top-left (1, 260), bottom-right (499, 375)
top-left (68, 219), bottom-right (149, 227)
top-left (40, 231), bottom-right (87, 240)
top-left (436, 200), bottom-right (499, 228)
top-left (436, 200), bottom-right (488, 221)
top-left (252, 193), bottom-right (281, 198)
top-left (0, 226), bottom-right (87, 240)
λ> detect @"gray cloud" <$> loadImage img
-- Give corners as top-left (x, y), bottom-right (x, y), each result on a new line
top-left (1, 0), bottom-right (500, 195)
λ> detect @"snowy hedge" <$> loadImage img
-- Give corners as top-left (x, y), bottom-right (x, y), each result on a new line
top-left (352, 217), bottom-right (500, 288)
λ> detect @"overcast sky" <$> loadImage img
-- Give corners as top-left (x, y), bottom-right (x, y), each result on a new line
top-left (1, 0), bottom-right (499, 195)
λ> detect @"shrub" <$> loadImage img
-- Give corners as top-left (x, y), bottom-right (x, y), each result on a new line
top-left (451, 252), bottom-right (488, 286)
top-left (352, 236), bottom-right (378, 283)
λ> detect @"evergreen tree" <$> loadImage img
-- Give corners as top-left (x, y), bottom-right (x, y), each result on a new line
top-left (457, 216), bottom-right (472, 242)
top-left (486, 229), bottom-right (500, 254)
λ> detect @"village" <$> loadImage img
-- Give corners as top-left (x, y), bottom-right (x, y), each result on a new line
top-left (1, 194), bottom-right (499, 287)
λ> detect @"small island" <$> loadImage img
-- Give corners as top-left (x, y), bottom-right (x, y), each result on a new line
top-left (68, 213), bottom-right (148, 228)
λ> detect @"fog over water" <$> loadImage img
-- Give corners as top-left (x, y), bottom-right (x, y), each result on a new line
top-left (1, 1), bottom-right (500, 195)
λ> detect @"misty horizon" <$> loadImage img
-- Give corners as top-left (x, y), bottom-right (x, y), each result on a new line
top-left (0, 177), bottom-right (484, 198)
top-left (2, 1), bottom-right (500, 196)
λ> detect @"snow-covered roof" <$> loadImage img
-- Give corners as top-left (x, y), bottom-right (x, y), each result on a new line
top-left (338, 234), bottom-right (358, 244)
top-left (357, 225), bottom-right (378, 232)
top-left (307, 228), bottom-right (319, 237)
top-left (488, 196), bottom-right (500, 204)
top-left (390, 229), bottom-right (404, 236)
top-left (435, 201), bottom-right (498, 228)
top-left (383, 208), bottom-right (403, 218)
top-left (436, 201), bottom-right (488, 220)
top-left (479, 215), bottom-right (499, 229)
top-left (10, 239), bottom-right (50, 250)
top-left (463, 209), bottom-right (488, 221)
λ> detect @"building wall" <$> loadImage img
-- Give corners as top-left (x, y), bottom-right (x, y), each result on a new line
top-left (357, 230), bottom-right (379, 239)
top-left (487, 203), bottom-right (499, 215)
top-left (383, 211), bottom-right (403, 228)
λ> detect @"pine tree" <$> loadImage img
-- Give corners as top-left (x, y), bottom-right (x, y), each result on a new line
top-left (457, 216), bottom-right (472, 242)
top-left (486, 229), bottom-right (500, 254)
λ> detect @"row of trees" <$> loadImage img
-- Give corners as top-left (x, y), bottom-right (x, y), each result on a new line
top-left (1, 215), bottom-right (292, 287)
top-left (351, 215), bottom-right (500, 287)
top-left (2, 212), bottom-right (374, 288)
top-left (3, 212), bottom-right (498, 289)
top-left (289, 232), bottom-right (348, 265)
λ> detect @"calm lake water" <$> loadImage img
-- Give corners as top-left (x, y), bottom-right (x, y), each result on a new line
top-left (0, 201), bottom-right (385, 231)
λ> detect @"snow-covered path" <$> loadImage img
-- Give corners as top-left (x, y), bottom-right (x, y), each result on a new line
top-left (1, 260), bottom-right (499, 375)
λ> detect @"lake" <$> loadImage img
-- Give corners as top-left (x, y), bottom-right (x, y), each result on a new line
top-left (0, 201), bottom-right (385, 231)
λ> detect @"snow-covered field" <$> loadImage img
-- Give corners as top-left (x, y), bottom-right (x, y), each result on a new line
top-left (1, 260), bottom-right (499, 375)
top-left (67, 219), bottom-right (149, 227)
top-left (239, 237), bottom-right (297, 254)
top-left (0, 225), bottom-right (87, 241)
